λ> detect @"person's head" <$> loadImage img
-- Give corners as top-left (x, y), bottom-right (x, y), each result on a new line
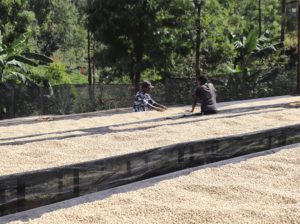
top-left (141, 80), bottom-right (154, 93)
top-left (196, 75), bottom-right (208, 87)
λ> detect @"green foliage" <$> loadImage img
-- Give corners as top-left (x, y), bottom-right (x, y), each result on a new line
top-left (0, 0), bottom-right (295, 90)
top-left (44, 63), bottom-right (71, 85)
top-left (226, 28), bottom-right (284, 98)
top-left (0, 31), bottom-right (53, 85)
top-left (201, 0), bottom-right (235, 73)
top-left (25, 0), bottom-right (87, 70)
top-left (69, 72), bottom-right (89, 84)
top-left (88, 0), bottom-right (194, 89)
top-left (0, 0), bottom-right (31, 43)
top-left (30, 62), bottom-right (89, 85)
top-left (0, 0), bottom-right (299, 119)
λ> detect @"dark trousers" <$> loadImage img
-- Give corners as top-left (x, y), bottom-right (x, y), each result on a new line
top-left (202, 110), bottom-right (218, 115)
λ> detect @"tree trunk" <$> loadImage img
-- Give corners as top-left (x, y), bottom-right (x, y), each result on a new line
top-left (133, 71), bottom-right (141, 93)
top-left (5, 83), bottom-right (15, 118)
top-left (0, 68), bottom-right (3, 83)
top-left (133, 48), bottom-right (143, 93)
top-left (297, 0), bottom-right (300, 93)
top-left (87, 28), bottom-right (95, 110)
top-left (87, 28), bottom-right (92, 85)
top-left (195, 2), bottom-right (202, 77)
top-left (92, 37), bottom-right (96, 85)
top-left (281, 0), bottom-right (286, 43)
top-left (258, 0), bottom-right (262, 37)
top-left (132, 21), bottom-right (145, 93)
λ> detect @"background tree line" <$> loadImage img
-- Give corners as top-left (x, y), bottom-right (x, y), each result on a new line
top-left (0, 0), bottom-right (298, 91)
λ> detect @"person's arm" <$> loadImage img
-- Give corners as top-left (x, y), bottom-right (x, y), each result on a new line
top-left (147, 95), bottom-right (166, 111)
top-left (147, 103), bottom-right (165, 112)
top-left (210, 83), bottom-right (217, 97)
top-left (191, 95), bottom-right (197, 113)
top-left (153, 102), bottom-right (167, 110)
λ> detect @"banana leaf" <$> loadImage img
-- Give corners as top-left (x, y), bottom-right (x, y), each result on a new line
top-left (22, 52), bottom-right (53, 64)
top-left (9, 72), bottom-right (28, 83)
top-left (253, 46), bottom-right (276, 59)
top-left (11, 32), bottom-right (28, 51)
top-left (6, 59), bottom-right (23, 68)
top-left (0, 49), bottom-right (7, 56)
top-left (245, 70), bottom-right (260, 83)
top-left (233, 41), bottom-right (243, 49)
top-left (9, 55), bottom-right (38, 67)
top-left (258, 69), bottom-right (279, 83)
top-left (273, 42), bottom-right (284, 49)
top-left (244, 29), bottom-right (258, 55)
top-left (0, 56), bottom-right (4, 67)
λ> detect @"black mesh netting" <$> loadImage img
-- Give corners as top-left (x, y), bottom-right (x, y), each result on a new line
top-left (0, 70), bottom-right (297, 119)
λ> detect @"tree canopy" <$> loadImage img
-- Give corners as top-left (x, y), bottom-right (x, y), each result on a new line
top-left (0, 0), bottom-right (297, 87)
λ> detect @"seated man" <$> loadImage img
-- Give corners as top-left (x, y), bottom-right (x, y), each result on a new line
top-left (190, 75), bottom-right (218, 115)
top-left (133, 80), bottom-right (167, 112)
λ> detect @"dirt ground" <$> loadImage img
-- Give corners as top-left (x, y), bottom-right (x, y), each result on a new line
top-left (5, 144), bottom-right (300, 224)
top-left (1, 95), bottom-right (300, 175)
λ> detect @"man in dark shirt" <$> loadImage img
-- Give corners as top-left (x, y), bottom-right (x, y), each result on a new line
top-left (133, 80), bottom-right (167, 112)
top-left (190, 76), bottom-right (218, 115)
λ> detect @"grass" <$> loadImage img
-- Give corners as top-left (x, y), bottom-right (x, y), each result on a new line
top-left (68, 71), bottom-right (88, 84)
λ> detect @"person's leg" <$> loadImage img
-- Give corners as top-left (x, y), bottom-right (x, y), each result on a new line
top-left (203, 110), bottom-right (217, 115)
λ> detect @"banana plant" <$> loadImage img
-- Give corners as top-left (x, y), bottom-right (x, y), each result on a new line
top-left (0, 31), bottom-right (53, 118)
top-left (0, 31), bottom-right (53, 84)
top-left (226, 28), bottom-right (284, 98)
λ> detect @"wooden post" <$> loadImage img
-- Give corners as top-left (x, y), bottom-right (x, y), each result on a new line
top-left (17, 179), bottom-right (26, 212)
top-left (73, 169), bottom-right (80, 197)
top-left (0, 188), bottom-right (6, 216)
